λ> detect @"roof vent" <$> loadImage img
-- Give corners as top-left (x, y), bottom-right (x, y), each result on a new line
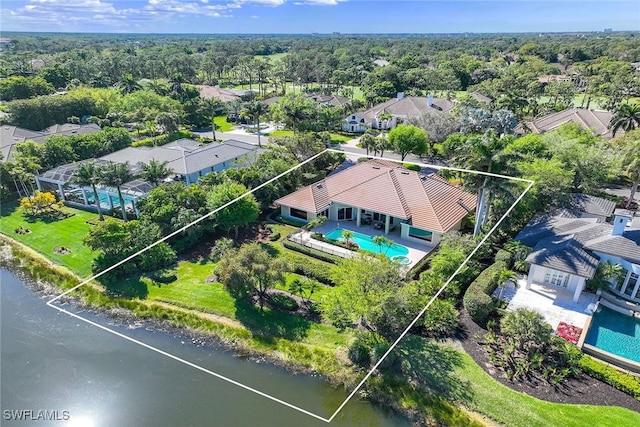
top-left (372, 166), bottom-right (380, 169)
top-left (400, 171), bottom-right (410, 175)
top-left (316, 184), bottom-right (323, 189)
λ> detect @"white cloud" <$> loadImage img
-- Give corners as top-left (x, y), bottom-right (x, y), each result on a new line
top-left (1, 0), bottom-right (346, 31)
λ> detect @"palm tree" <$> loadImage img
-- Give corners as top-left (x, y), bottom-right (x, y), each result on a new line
top-left (496, 90), bottom-right (528, 119)
top-left (622, 139), bottom-right (640, 207)
top-left (227, 99), bottom-right (244, 124)
top-left (243, 101), bottom-right (268, 147)
top-left (372, 235), bottom-right (395, 255)
top-left (100, 162), bottom-right (134, 221)
top-left (140, 159), bottom-right (174, 187)
top-left (495, 267), bottom-right (518, 300)
top-left (72, 161), bottom-right (104, 221)
top-left (168, 73), bottom-right (185, 102)
top-left (118, 72), bottom-right (141, 94)
top-left (341, 229), bottom-right (354, 246)
top-left (144, 120), bottom-right (158, 146)
top-left (359, 133), bottom-right (376, 155)
top-left (451, 131), bottom-right (521, 235)
top-left (610, 103), bottom-right (640, 137)
top-left (504, 240), bottom-right (532, 273)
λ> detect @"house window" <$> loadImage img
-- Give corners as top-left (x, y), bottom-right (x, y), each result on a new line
top-left (623, 273), bottom-right (639, 297)
top-left (290, 208), bottom-right (307, 220)
top-left (408, 227), bottom-right (432, 242)
top-left (543, 270), bottom-right (569, 288)
top-left (338, 207), bottom-right (353, 220)
top-left (373, 213), bottom-right (386, 222)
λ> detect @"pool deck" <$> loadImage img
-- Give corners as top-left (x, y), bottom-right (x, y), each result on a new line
top-left (494, 277), bottom-right (597, 331)
top-left (306, 221), bottom-right (435, 267)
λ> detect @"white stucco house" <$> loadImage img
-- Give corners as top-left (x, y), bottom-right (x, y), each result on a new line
top-left (341, 93), bottom-right (455, 133)
top-left (36, 139), bottom-right (259, 216)
top-left (275, 159), bottom-right (476, 247)
top-left (516, 207), bottom-right (640, 303)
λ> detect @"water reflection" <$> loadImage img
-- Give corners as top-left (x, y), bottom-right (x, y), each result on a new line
top-left (1, 270), bottom-right (409, 427)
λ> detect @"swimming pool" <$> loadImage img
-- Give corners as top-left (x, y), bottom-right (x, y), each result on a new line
top-left (324, 228), bottom-right (409, 259)
top-left (584, 306), bottom-right (640, 363)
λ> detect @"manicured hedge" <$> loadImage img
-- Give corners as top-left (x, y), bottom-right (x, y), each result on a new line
top-left (275, 215), bottom-right (307, 228)
top-left (579, 355), bottom-right (640, 400)
top-left (131, 129), bottom-right (193, 147)
top-left (494, 249), bottom-right (513, 268)
top-left (463, 260), bottom-right (507, 322)
top-left (282, 239), bottom-right (340, 264)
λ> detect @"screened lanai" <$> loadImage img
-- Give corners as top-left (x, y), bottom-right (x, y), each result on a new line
top-left (36, 159), bottom-right (146, 217)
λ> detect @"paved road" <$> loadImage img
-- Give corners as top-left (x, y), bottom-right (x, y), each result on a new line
top-left (194, 129), bottom-right (449, 171)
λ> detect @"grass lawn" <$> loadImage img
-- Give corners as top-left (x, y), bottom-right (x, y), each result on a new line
top-left (267, 129), bottom-right (294, 138)
top-left (0, 201), bottom-right (99, 277)
top-left (214, 115), bottom-right (235, 132)
top-left (254, 52), bottom-right (288, 64)
top-left (405, 337), bottom-right (640, 427)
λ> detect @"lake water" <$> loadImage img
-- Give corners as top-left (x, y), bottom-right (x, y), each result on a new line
top-left (1, 269), bottom-right (410, 427)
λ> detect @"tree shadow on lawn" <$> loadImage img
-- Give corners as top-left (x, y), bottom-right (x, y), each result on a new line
top-left (396, 335), bottom-right (473, 403)
top-left (233, 298), bottom-right (311, 342)
top-left (104, 275), bottom-right (149, 300)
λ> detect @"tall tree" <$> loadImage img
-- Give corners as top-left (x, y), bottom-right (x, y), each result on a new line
top-left (72, 161), bottom-right (104, 221)
top-left (243, 101), bottom-right (267, 147)
top-left (100, 162), bottom-right (134, 221)
top-left (388, 124), bottom-right (429, 160)
top-left (609, 103), bottom-right (640, 137)
top-left (140, 159), bottom-right (174, 187)
top-left (216, 243), bottom-right (289, 309)
top-left (206, 181), bottom-right (259, 238)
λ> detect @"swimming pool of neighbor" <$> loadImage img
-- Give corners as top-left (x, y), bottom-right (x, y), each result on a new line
top-left (584, 305), bottom-right (640, 363)
top-left (324, 228), bottom-right (410, 259)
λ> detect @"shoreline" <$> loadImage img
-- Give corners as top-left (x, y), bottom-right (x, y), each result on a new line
top-left (0, 235), bottom-right (355, 386)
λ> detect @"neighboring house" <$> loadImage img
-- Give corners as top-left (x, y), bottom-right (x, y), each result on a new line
top-left (276, 159), bottom-right (476, 247)
top-left (342, 93), bottom-right (455, 133)
top-left (372, 59), bottom-right (390, 67)
top-left (568, 193), bottom-right (617, 223)
top-left (516, 209), bottom-right (640, 303)
top-left (36, 139), bottom-right (258, 216)
top-left (470, 91), bottom-right (493, 105)
top-left (518, 108), bottom-right (618, 139)
top-left (197, 85), bottom-right (257, 103)
top-left (0, 123), bottom-right (101, 162)
top-left (262, 93), bottom-right (350, 109)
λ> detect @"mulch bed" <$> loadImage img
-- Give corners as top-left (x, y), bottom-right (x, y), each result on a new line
top-left (456, 310), bottom-right (640, 412)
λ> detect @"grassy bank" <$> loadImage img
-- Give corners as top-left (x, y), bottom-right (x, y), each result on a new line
top-left (0, 201), bottom-right (98, 277)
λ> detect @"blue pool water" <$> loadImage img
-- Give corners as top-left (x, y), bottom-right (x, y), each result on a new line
top-left (324, 229), bottom-right (409, 258)
top-left (87, 192), bottom-right (135, 209)
top-left (584, 306), bottom-right (640, 363)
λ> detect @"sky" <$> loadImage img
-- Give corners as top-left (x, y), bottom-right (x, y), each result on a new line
top-left (1, 0), bottom-right (639, 34)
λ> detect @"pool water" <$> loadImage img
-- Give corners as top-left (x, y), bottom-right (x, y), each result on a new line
top-left (324, 228), bottom-right (409, 259)
top-left (584, 306), bottom-right (640, 363)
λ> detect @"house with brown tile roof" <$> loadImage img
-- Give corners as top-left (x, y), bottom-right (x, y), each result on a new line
top-left (275, 159), bottom-right (476, 246)
top-left (196, 85), bottom-right (256, 103)
top-left (518, 108), bottom-right (618, 139)
top-left (341, 94), bottom-right (455, 133)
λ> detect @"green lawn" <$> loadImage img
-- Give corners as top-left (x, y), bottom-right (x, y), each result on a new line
top-left (0, 201), bottom-right (99, 277)
top-left (214, 115), bottom-right (235, 132)
top-left (267, 129), bottom-right (294, 138)
top-left (254, 52), bottom-right (288, 64)
top-left (404, 337), bottom-right (640, 427)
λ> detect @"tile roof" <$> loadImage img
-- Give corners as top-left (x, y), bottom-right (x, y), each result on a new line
top-left (526, 235), bottom-right (600, 278)
top-left (516, 212), bottom-right (640, 274)
top-left (358, 96), bottom-right (455, 122)
top-left (523, 108), bottom-right (617, 139)
top-left (571, 193), bottom-right (616, 217)
top-left (276, 159), bottom-right (476, 233)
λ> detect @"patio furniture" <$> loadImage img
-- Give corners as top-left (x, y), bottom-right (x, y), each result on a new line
top-left (374, 222), bottom-right (383, 230)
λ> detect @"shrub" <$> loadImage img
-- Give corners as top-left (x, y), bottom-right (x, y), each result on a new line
top-left (275, 215), bottom-right (307, 228)
top-left (150, 268), bottom-right (177, 284)
top-left (348, 331), bottom-right (395, 369)
top-left (269, 232), bottom-right (281, 241)
top-left (270, 293), bottom-right (298, 311)
top-left (131, 130), bottom-right (193, 147)
top-left (463, 260), bottom-right (506, 322)
top-left (494, 249), bottom-right (513, 267)
top-left (403, 163), bottom-right (421, 172)
top-left (579, 356), bottom-right (640, 399)
top-left (282, 239), bottom-right (340, 265)
top-left (422, 299), bottom-right (460, 337)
